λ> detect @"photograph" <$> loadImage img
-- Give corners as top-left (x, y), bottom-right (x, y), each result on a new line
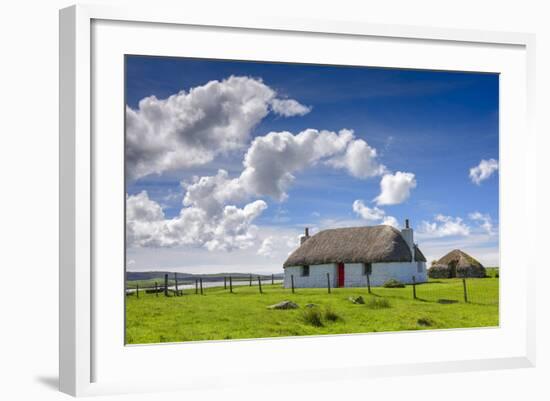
top-left (124, 56), bottom-right (499, 344)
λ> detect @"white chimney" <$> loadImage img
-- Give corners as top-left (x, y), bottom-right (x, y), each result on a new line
top-left (401, 219), bottom-right (415, 261)
top-left (300, 227), bottom-right (310, 245)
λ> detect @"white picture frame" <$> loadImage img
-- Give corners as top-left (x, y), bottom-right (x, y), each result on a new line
top-left (59, 4), bottom-right (536, 397)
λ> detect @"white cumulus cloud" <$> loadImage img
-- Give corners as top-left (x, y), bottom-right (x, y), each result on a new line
top-left (352, 200), bottom-right (399, 228)
top-left (241, 129), bottom-right (349, 200)
top-left (126, 190), bottom-right (267, 251)
top-left (469, 211), bottom-right (495, 235)
top-left (126, 76), bottom-right (310, 180)
top-left (469, 158), bottom-right (498, 185)
top-left (374, 171), bottom-right (417, 205)
top-left (327, 138), bottom-right (387, 179)
top-left (239, 128), bottom-right (386, 200)
top-left (257, 237), bottom-right (275, 257)
top-left (271, 98), bottom-right (312, 117)
top-left (418, 214), bottom-right (470, 238)
top-left (185, 129), bottom-right (338, 204)
top-left (381, 215), bottom-right (400, 228)
top-left (182, 170), bottom-right (246, 218)
top-left (257, 234), bottom-right (303, 258)
top-left (352, 200), bottom-right (385, 222)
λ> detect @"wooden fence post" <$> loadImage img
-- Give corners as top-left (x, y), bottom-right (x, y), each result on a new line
top-left (366, 273), bottom-right (371, 294)
top-left (463, 278), bottom-right (468, 303)
top-left (249, 274), bottom-right (252, 286)
top-left (174, 273), bottom-right (179, 296)
top-left (155, 281), bottom-right (158, 297)
top-left (224, 276), bottom-right (227, 290)
top-left (271, 274), bottom-right (274, 285)
top-left (258, 276), bottom-right (263, 294)
top-left (412, 276), bottom-right (417, 299)
top-left (164, 274), bottom-right (168, 297)
top-left (291, 274), bottom-right (295, 293)
top-left (200, 278), bottom-right (204, 295)
top-left (327, 272), bottom-right (331, 294)
top-left (136, 284), bottom-right (139, 298)
top-left (229, 276), bottom-right (233, 293)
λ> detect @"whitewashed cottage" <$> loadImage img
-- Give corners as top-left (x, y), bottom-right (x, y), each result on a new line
top-left (283, 220), bottom-right (427, 288)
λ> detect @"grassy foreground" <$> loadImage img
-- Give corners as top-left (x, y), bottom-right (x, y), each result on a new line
top-left (125, 278), bottom-right (499, 344)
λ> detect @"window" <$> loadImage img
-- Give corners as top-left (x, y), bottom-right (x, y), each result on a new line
top-left (417, 262), bottom-right (423, 273)
top-left (302, 265), bottom-right (310, 277)
top-left (364, 263), bottom-right (372, 275)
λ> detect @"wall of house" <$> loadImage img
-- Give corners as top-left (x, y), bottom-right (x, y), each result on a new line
top-left (284, 264), bottom-right (337, 288)
top-left (343, 263), bottom-right (368, 287)
top-left (342, 262), bottom-right (428, 287)
top-left (284, 261), bottom-right (428, 288)
top-left (371, 261), bottom-right (428, 286)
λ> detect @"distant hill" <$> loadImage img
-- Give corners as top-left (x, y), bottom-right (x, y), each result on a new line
top-left (126, 271), bottom-right (284, 282)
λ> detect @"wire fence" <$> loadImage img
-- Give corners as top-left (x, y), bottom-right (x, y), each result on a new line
top-left (125, 273), bottom-right (283, 297)
top-left (381, 278), bottom-right (499, 305)
top-left (126, 273), bottom-right (498, 306)
top-left (464, 278), bottom-right (499, 305)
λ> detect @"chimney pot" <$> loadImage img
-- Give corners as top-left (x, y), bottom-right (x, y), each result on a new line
top-left (300, 227), bottom-right (310, 245)
top-left (405, 219), bottom-right (410, 229)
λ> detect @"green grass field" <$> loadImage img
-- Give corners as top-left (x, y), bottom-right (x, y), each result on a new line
top-left (125, 278), bottom-right (499, 344)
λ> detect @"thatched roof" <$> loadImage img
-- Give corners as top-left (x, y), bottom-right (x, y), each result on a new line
top-left (436, 249), bottom-right (484, 269)
top-left (283, 225), bottom-right (426, 267)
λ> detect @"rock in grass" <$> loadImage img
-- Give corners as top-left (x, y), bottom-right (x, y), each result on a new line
top-left (417, 317), bottom-right (434, 327)
top-left (348, 296), bottom-right (365, 304)
top-left (268, 300), bottom-right (299, 310)
top-left (305, 303), bottom-right (317, 308)
top-left (383, 279), bottom-right (405, 288)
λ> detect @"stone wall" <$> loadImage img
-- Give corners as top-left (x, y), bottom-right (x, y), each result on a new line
top-left (457, 265), bottom-right (487, 278)
top-left (428, 264), bottom-right (451, 278)
top-left (428, 264), bottom-right (487, 278)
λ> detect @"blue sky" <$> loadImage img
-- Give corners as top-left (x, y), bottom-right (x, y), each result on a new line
top-left (125, 55), bottom-right (499, 273)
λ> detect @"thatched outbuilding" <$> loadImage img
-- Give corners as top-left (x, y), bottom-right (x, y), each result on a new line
top-left (428, 249), bottom-right (486, 278)
top-left (427, 263), bottom-right (452, 279)
top-left (283, 222), bottom-right (427, 288)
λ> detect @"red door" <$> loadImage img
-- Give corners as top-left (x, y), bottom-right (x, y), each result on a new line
top-left (337, 263), bottom-right (345, 287)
